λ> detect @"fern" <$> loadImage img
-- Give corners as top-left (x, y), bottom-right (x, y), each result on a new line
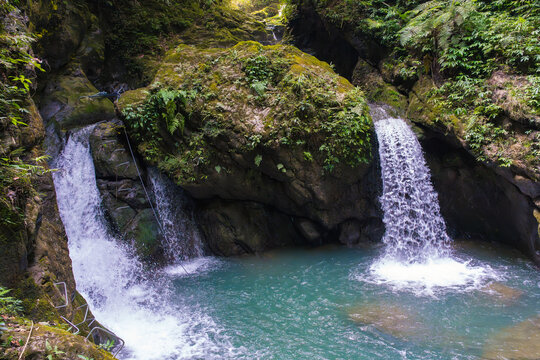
top-left (400, 0), bottom-right (477, 55)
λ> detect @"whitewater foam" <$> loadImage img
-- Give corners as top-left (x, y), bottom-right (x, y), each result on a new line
top-left (149, 168), bottom-right (204, 262)
top-left (52, 127), bottom-right (233, 359)
top-left (363, 106), bottom-right (498, 294)
top-left (165, 257), bottom-right (222, 277)
top-left (356, 256), bottom-right (501, 296)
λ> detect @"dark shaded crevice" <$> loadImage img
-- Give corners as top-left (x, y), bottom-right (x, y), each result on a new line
top-left (419, 128), bottom-right (540, 264)
top-left (289, 6), bottom-right (359, 79)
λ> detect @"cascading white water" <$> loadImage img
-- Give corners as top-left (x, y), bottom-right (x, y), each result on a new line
top-left (149, 168), bottom-right (203, 262)
top-left (373, 108), bottom-right (450, 262)
top-left (52, 127), bottom-right (232, 359)
top-left (362, 106), bottom-right (499, 295)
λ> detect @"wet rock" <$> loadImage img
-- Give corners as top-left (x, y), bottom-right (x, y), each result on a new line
top-left (338, 219), bottom-right (362, 245)
top-left (421, 134), bottom-right (540, 265)
top-left (123, 208), bottom-right (163, 261)
top-left (294, 219), bottom-right (324, 244)
top-left (483, 315), bottom-right (540, 360)
top-left (38, 64), bottom-right (115, 130)
top-left (348, 303), bottom-right (424, 340)
top-left (90, 121), bottom-right (140, 180)
top-left (97, 179), bottom-right (149, 210)
top-left (198, 200), bottom-right (303, 256)
top-left (101, 192), bottom-right (137, 232)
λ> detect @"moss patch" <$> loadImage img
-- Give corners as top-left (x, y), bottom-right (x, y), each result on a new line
top-left (120, 42), bottom-right (372, 185)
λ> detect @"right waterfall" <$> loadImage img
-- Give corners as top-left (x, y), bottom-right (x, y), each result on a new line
top-left (367, 106), bottom-right (496, 294)
top-left (373, 106), bottom-right (451, 262)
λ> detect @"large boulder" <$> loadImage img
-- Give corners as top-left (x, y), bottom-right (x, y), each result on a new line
top-left (90, 121), bottom-right (166, 262)
top-left (38, 63), bottom-right (115, 131)
top-left (198, 200), bottom-right (303, 256)
top-left (90, 121), bottom-right (140, 180)
top-left (28, 0), bottom-right (101, 72)
top-left (119, 41), bottom-right (380, 252)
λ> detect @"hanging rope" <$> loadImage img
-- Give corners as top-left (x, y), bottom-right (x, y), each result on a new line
top-left (122, 125), bottom-right (190, 275)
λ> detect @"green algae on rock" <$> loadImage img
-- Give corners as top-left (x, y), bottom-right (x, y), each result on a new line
top-left (38, 63), bottom-right (115, 131)
top-left (120, 41), bottom-right (372, 180)
top-left (119, 41), bottom-right (376, 234)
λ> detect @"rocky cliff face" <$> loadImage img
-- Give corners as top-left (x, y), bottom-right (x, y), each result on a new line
top-left (288, 0), bottom-right (540, 265)
top-left (0, 4), bottom-right (120, 358)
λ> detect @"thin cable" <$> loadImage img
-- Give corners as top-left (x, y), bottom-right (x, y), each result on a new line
top-left (122, 125), bottom-right (190, 275)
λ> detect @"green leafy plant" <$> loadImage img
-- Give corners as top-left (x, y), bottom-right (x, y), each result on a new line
top-left (125, 88), bottom-right (193, 139)
top-left (254, 154), bottom-right (263, 167)
top-left (77, 356), bottom-right (95, 360)
top-left (98, 338), bottom-right (116, 351)
top-left (0, 154), bottom-right (54, 226)
top-left (45, 340), bottom-right (65, 360)
top-left (0, 287), bottom-right (23, 316)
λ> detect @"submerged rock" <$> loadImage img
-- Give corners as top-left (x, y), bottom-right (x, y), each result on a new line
top-left (481, 282), bottom-right (523, 305)
top-left (483, 315), bottom-right (540, 360)
top-left (348, 303), bottom-right (425, 340)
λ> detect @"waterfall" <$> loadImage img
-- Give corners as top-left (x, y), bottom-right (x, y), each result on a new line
top-left (149, 168), bottom-right (203, 262)
top-left (373, 107), bottom-right (450, 262)
top-left (52, 126), bottom-right (232, 359)
top-left (363, 106), bottom-right (498, 294)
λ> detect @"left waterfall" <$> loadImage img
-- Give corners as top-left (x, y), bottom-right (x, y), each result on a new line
top-left (52, 126), bottom-right (232, 360)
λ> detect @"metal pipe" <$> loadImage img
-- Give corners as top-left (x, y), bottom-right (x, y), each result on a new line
top-left (53, 282), bottom-right (68, 309)
top-left (86, 327), bottom-right (125, 357)
top-left (60, 316), bottom-right (80, 335)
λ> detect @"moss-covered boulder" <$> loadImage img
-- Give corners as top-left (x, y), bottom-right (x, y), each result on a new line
top-left (119, 42), bottom-right (378, 252)
top-left (351, 58), bottom-right (407, 114)
top-left (28, 0), bottom-right (102, 73)
top-left (0, 318), bottom-right (117, 360)
top-left (39, 64), bottom-right (115, 131)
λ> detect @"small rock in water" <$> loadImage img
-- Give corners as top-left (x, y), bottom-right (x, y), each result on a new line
top-left (481, 282), bottom-right (523, 304)
top-left (348, 303), bottom-right (424, 340)
top-left (483, 315), bottom-right (540, 359)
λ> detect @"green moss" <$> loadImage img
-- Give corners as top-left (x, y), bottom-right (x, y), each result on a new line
top-left (96, 0), bottom-right (269, 86)
top-left (121, 42), bottom-right (372, 184)
top-left (40, 65), bottom-right (115, 130)
top-left (408, 75), bottom-right (539, 178)
top-left (11, 277), bottom-right (57, 323)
